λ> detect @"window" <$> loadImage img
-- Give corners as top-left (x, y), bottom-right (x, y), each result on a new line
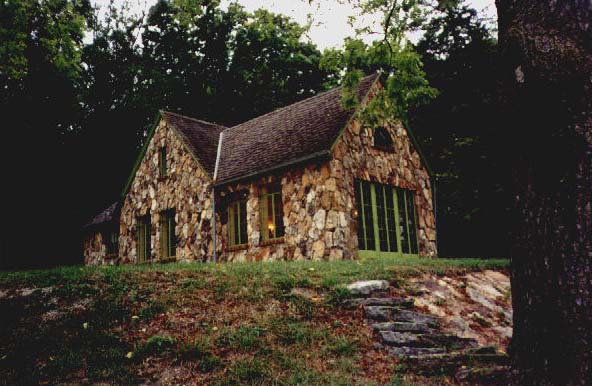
top-left (159, 209), bottom-right (176, 259)
top-left (397, 188), bottom-right (419, 255)
top-left (354, 180), bottom-right (375, 250)
top-left (355, 180), bottom-right (419, 255)
top-left (260, 186), bottom-right (285, 242)
top-left (373, 126), bottom-right (394, 151)
top-left (137, 215), bottom-right (151, 262)
top-left (159, 146), bottom-right (167, 178)
top-left (228, 199), bottom-right (248, 247)
top-left (105, 231), bottom-right (118, 255)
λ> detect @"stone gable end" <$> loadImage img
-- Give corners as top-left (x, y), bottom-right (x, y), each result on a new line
top-left (331, 107), bottom-right (437, 257)
top-left (218, 95), bottom-right (437, 262)
top-left (119, 118), bottom-right (214, 263)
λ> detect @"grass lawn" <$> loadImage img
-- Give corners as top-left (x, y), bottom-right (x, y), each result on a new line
top-left (0, 257), bottom-right (508, 385)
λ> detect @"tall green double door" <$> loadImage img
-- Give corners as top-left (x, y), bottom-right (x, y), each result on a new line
top-left (354, 179), bottom-right (419, 258)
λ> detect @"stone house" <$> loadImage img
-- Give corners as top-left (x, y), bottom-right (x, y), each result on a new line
top-left (83, 74), bottom-right (437, 265)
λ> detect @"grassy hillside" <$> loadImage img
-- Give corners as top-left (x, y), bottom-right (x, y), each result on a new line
top-left (0, 257), bottom-right (508, 385)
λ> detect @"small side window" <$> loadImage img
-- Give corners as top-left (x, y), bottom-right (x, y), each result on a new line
top-left (228, 199), bottom-right (248, 247)
top-left (373, 126), bottom-right (394, 152)
top-left (159, 209), bottom-right (176, 259)
top-left (159, 146), bottom-right (167, 178)
top-left (137, 215), bottom-right (152, 262)
top-left (260, 185), bottom-right (285, 242)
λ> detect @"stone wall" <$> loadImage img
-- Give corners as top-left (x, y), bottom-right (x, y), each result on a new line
top-left (332, 116), bottom-right (438, 257)
top-left (219, 108), bottom-right (437, 261)
top-left (83, 229), bottom-right (118, 266)
top-left (219, 160), bottom-right (350, 262)
top-left (119, 118), bottom-right (214, 263)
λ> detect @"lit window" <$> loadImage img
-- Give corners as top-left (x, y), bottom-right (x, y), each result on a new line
top-left (259, 186), bottom-right (284, 241)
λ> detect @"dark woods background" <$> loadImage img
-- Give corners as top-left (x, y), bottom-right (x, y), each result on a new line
top-left (0, 0), bottom-right (506, 269)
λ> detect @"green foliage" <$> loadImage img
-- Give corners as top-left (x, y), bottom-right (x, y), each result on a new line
top-left (225, 358), bottom-right (270, 384)
top-left (288, 294), bottom-right (316, 321)
top-left (135, 335), bottom-right (177, 357)
top-left (269, 318), bottom-right (314, 345)
top-left (323, 335), bottom-right (358, 357)
top-left (138, 299), bottom-right (168, 319)
top-left (322, 37), bottom-right (437, 124)
top-left (411, 1), bottom-right (506, 257)
top-left (2, 0), bottom-right (332, 269)
top-left (325, 286), bottom-right (351, 307)
top-left (177, 338), bottom-right (221, 372)
top-left (0, 257), bottom-right (509, 384)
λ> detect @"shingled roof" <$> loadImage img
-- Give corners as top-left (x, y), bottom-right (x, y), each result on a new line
top-left (161, 111), bottom-right (226, 177)
top-left (215, 73), bottom-right (380, 185)
top-left (85, 201), bottom-right (121, 229)
top-left (121, 73), bottom-right (381, 197)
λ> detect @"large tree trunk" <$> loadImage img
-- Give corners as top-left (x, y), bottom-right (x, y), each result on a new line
top-left (495, 1), bottom-right (592, 385)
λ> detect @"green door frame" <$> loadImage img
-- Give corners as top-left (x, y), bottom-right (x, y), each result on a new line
top-left (356, 180), bottom-right (420, 258)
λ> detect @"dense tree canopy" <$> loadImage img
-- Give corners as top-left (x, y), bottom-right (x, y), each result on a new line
top-left (411, 4), bottom-right (507, 258)
top-left (1, 0), bottom-right (332, 268)
top-left (1, 0), bottom-right (507, 267)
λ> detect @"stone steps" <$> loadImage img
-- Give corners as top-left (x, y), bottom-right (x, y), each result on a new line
top-left (342, 297), bottom-right (414, 309)
top-left (343, 280), bottom-right (509, 380)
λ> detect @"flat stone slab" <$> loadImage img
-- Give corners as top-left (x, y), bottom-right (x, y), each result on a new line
top-left (392, 309), bottom-right (440, 327)
top-left (401, 352), bottom-right (509, 375)
top-left (387, 346), bottom-right (446, 358)
top-left (364, 306), bottom-right (395, 321)
top-left (346, 280), bottom-right (390, 296)
top-left (421, 334), bottom-right (479, 350)
top-left (343, 297), bottom-right (414, 309)
top-left (372, 321), bottom-right (431, 333)
top-left (379, 331), bottom-right (423, 347)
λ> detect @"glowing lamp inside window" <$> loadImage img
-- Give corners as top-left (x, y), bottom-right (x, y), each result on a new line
top-left (268, 221), bottom-right (275, 233)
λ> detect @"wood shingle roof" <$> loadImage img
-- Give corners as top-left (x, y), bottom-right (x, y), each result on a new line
top-left (121, 73), bottom-right (380, 197)
top-left (216, 73), bottom-right (380, 184)
top-left (160, 111), bottom-right (226, 177)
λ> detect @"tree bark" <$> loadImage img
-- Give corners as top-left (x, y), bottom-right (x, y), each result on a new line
top-left (495, 1), bottom-right (592, 385)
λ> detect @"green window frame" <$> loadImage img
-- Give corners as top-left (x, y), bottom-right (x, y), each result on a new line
top-left (159, 209), bottom-right (176, 259)
top-left (136, 215), bottom-right (151, 262)
top-left (159, 146), bottom-right (167, 178)
top-left (260, 186), bottom-right (285, 242)
top-left (228, 199), bottom-right (248, 247)
top-left (105, 231), bottom-right (118, 255)
top-left (355, 179), bottom-right (419, 257)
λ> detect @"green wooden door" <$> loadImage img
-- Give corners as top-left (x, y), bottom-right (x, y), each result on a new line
top-left (355, 180), bottom-right (420, 258)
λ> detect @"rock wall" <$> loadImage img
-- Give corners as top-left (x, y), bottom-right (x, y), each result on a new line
top-left (219, 161), bottom-right (351, 262)
top-left (332, 115), bottom-right (437, 257)
top-left (219, 112), bottom-right (437, 261)
top-left (83, 230), bottom-right (118, 266)
top-left (119, 118), bottom-right (214, 264)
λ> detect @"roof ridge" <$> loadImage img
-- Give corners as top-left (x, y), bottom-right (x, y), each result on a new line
top-left (225, 73), bottom-right (380, 133)
top-left (160, 110), bottom-right (228, 131)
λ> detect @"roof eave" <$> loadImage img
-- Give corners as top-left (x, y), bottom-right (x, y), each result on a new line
top-left (121, 111), bottom-right (163, 197)
top-left (213, 150), bottom-right (332, 188)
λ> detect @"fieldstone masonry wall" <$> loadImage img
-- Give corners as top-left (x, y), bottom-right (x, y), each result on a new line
top-left (333, 117), bottom-right (437, 257)
top-left (219, 115), bottom-right (437, 261)
top-left (83, 231), bottom-right (116, 266)
top-left (119, 119), bottom-right (214, 263)
top-left (219, 161), bottom-right (350, 262)
top-left (90, 85), bottom-right (436, 265)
